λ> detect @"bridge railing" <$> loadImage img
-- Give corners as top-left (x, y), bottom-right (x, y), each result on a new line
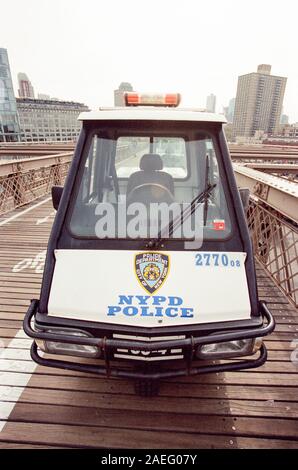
top-left (0, 153), bottom-right (72, 215)
top-left (234, 163), bottom-right (297, 307)
top-left (0, 152), bottom-right (297, 307)
top-left (247, 198), bottom-right (298, 308)
top-left (0, 143), bottom-right (140, 216)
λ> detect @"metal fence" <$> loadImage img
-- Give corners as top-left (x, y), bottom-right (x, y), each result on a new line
top-left (0, 153), bottom-right (72, 215)
top-left (0, 143), bottom-right (146, 216)
top-left (247, 197), bottom-right (298, 307)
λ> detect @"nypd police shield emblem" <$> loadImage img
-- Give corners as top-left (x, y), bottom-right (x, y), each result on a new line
top-left (135, 252), bottom-right (170, 294)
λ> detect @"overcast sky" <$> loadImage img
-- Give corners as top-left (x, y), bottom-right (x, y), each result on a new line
top-left (1, 0), bottom-right (297, 121)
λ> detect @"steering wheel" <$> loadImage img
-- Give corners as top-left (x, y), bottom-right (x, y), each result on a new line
top-left (127, 183), bottom-right (175, 205)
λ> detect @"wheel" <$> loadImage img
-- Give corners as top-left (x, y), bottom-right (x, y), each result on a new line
top-left (134, 379), bottom-right (160, 397)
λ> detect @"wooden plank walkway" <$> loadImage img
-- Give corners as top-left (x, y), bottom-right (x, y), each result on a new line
top-left (0, 196), bottom-right (297, 449)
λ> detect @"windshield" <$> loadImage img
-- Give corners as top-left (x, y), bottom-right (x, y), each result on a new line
top-left (69, 124), bottom-right (232, 243)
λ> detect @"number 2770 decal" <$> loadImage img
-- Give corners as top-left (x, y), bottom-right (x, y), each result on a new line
top-left (195, 253), bottom-right (241, 268)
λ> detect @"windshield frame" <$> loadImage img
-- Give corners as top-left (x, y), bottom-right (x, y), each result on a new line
top-left (65, 120), bottom-right (235, 246)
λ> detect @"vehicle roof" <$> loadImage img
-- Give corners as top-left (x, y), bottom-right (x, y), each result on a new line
top-left (78, 107), bottom-right (227, 123)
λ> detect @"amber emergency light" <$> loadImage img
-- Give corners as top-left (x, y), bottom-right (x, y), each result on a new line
top-left (124, 92), bottom-right (181, 107)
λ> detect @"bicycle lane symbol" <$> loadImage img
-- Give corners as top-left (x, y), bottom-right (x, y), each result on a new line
top-left (12, 250), bottom-right (47, 274)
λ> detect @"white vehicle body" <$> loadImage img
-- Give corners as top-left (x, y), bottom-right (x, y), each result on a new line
top-left (24, 94), bottom-right (275, 391)
top-left (48, 249), bottom-right (251, 326)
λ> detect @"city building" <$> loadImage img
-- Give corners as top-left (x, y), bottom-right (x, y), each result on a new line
top-left (114, 82), bottom-right (134, 106)
top-left (280, 114), bottom-right (289, 125)
top-left (225, 97), bottom-right (235, 123)
top-left (18, 72), bottom-right (35, 98)
top-left (16, 98), bottom-right (89, 142)
top-left (0, 48), bottom-right (20, 142)
top-left (233, 64), bottom-right (287, 140)
top-left (37, 93), bottom-right (51, 100)
top-left (263, 123), bottom-right (298, 145)
top-left (206, 93), bottom-right (216, 113)
top-left (278, 123), bottom-right (298, 138)
top-left (223, 98), bottom-right (235, 123)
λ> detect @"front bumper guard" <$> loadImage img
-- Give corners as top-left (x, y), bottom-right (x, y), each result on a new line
top-left (24, 299), bottom-right (275, 380)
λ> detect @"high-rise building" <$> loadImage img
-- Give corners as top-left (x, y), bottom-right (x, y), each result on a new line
top-left (0, 48), bottom-right (20, 142)
top-left (114, 82), bottom-right (134, 106)
top-left (223, 98), bottom-right (236, 123)
top-left (18, 72), bottom-right (35, 99)
top-left (206, 93), bottom-right (216, 113)
top-left (233, 65), bottom-right (287, 139)
top-left (17, 97), bottom-right (89, 142)
top-left (280, 113), bottom-right (289, 125)
top-left (227, 97), bottom-right (235, 122)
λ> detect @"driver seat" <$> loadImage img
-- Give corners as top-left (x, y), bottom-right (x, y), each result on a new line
top-left (126, 154), bottom-right (174, 198)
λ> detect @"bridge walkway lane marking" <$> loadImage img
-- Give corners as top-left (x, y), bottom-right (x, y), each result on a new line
top-left (0, 196), bottom-right (53, 433)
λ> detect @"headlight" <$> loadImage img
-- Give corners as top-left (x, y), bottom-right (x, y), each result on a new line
top-left (36, 328), bottom-right (101, 358)
top-left (197, 338), bottom-right (262, 360)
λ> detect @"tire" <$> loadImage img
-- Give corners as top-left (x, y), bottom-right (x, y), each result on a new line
top-left (134, 379), bottom-right (160, 397)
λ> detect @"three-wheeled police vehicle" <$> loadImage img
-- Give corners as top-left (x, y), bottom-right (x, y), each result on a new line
top-left (24, 92), bottom-right (275, 396)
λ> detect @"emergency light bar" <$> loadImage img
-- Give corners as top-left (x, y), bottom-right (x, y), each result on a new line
top-left (125, 92), bottom-right (181, 107)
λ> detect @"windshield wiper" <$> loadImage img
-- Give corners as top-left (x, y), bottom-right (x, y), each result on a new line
top-left (203, 154), bottom-right (211, 226)
top-left (147, 153), bottom-right (216, 249)
top-left (147, 181), bottom-right (217, 249)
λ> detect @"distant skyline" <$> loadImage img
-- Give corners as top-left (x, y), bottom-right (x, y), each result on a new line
top-left (1, 0), bottom-right (297, 121)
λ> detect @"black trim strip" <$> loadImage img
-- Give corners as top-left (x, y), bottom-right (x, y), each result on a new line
top-left (218, 129), bottom-right (259, 315)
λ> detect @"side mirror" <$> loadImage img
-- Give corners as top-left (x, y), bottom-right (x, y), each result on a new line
top-left (52, 186), bottom-right (63, 211)
top-left (239, 187), bottom-right (250, 211)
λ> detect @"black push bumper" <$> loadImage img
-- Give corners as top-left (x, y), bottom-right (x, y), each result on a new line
top-left (23, 299), bottom-right (275, 380)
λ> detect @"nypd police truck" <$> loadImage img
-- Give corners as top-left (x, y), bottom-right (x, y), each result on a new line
top-left (24, 92), bottom-right (275, 396)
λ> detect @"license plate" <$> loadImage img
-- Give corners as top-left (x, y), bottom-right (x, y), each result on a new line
top-left (113, 334), bottom-right (185, 361)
